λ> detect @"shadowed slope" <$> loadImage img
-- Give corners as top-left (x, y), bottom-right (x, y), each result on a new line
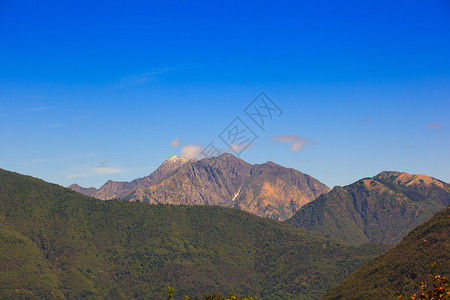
top-left (322, 206), bottom-right (449, 299)
top-left (287, 172), bottom-right (449, 244)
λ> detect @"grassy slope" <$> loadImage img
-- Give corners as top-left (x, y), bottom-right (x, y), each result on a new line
top-left (0, 168), bottom-right (387, 299)
top-left (322, 207), bottom-right (450, 299)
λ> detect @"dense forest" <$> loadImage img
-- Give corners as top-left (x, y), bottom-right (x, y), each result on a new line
top-left (0, 169), bottom-right (387, 299)
top-left (323, 207), bottom-right (449, 299)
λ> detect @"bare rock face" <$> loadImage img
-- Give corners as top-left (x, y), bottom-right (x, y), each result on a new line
top-left (126, 153), bottom-right (330, 221)
top-left (69, 153), bottom-right (330, 221)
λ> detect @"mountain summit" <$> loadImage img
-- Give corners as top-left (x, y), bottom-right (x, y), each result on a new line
top-left (287, 171), bottom-right (450, 244)
top-left (70, 153), bottom-right (330, 220)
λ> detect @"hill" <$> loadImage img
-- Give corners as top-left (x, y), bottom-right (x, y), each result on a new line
top-left (70, 153), bottom-right (330, 221)
top-left (322, 206), bottom-right (450, 299)
top-left (287, 172), bottom-right (449, 244)
top-left (0, 168), bottom-right (385, 299)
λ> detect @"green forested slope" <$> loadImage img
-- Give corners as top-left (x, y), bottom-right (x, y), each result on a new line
top-left (0, 168), bottom-right (386, 299)
top-left (287, 173), bottom-right (448, 244)
top-left (322, 206), bottom-right (449, 299)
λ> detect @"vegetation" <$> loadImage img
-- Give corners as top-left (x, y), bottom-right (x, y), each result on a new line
top-left (322, 207), bottom-right (449, 299)
top-left (400, 271), bottom-right (449, 299)
top-left (0, 168), bottom-right (387, 299)
top-left (167, 287), bottom-right (254, 300)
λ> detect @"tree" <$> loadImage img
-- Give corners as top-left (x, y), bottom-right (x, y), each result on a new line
top-left (400, 274), bottom-right (449, 299)
top-left (167, 287), bottom-right (253, 300)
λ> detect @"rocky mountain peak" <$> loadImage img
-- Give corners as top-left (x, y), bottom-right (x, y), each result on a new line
top-left (161, 155), bottom-right (189, 169)
top-left (166, 155), bottom-right (189, 163)
top-left (67, 184), bottom-right (97, 197)
top-left (375, 171), bottom-right (447, 188)
top-left (69, 153), bottom-right (330, 220)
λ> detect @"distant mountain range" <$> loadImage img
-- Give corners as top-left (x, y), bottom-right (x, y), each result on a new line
top-left (323, 206), bottom-right (449, 299)
top-left (70, 155), bottom-right (450, 244)
top-left (70, 153), bottom-right (330, 221)
top-left (287, 171), bottom-right (450, 244)
top-left (69, 155), bottom-right (190, 199)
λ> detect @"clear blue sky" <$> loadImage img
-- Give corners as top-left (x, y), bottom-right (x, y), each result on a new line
top-left (1, 0), bottom-right (449, 188)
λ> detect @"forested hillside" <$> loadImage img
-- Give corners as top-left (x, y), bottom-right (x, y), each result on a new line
top-left (0, 168), bottom-right (386, 299)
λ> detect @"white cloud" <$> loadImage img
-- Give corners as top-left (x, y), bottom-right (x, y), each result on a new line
top-left (291, 141), bottom-right (307, 152)
top-left (180, 144), bottom-right (202, 159)
top-left (272, 135), bottom-right (317, 152)
top-left (272, 135), bottom-right (298, 143)
top-left (170, 138), bottom-right (181, 147)
top-left (426, 123), bottom-right (442, 129)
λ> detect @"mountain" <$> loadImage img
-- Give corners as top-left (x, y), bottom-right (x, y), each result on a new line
top-left (67, 183), bottom-right (97, 197)
top-left (374, 171), bottom-right (450, 206)
top-left (71, 153), bottom-right (330, 221)
top-left (70, 156), bottom-right (190, 200)
top-left (126, 153), bottom-right (330, 221)
top-left (287, 172), bottom-right (450, 244)
top-left (0, 168), bottom-right (386, 299)
top-left (322, 206), bottom-right (450, 299)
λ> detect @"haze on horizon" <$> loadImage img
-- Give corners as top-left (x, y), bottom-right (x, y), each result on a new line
top-left (0, 0), bottom-right (449, 189)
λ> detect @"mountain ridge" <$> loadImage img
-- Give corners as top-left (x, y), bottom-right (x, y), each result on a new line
top-left (287, 171), bottom-right (450, 244)
top-left (70, 153), bottom-right (330, 221)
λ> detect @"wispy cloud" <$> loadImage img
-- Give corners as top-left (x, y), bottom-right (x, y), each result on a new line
top-left (170, 138), bottom-right (181, 147)
top-left (67, 166), bottom-right (125, 179)
top-left (116, 68), bottom-right (174, 88)
top-left (27, 106), bottom-right (57, 113)
top-left (426, 123), bottom-right (442, 129)
top-left (180, 144), bottom-right (202, 159)
top-left (92, 167), bottom-right (124, 175)
top-left (272, 135), bottom-right (317, 152)
top-left (358, 118), bottom-right (371, 123)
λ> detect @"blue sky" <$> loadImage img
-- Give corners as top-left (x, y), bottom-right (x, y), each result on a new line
top-left (1, 0), bottom-right (449, 188)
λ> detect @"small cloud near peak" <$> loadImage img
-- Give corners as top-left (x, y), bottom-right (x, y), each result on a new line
top-left (170, 138), bottom-right (181, 147)
top-left (180, 144), bottom-right (202, 159)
